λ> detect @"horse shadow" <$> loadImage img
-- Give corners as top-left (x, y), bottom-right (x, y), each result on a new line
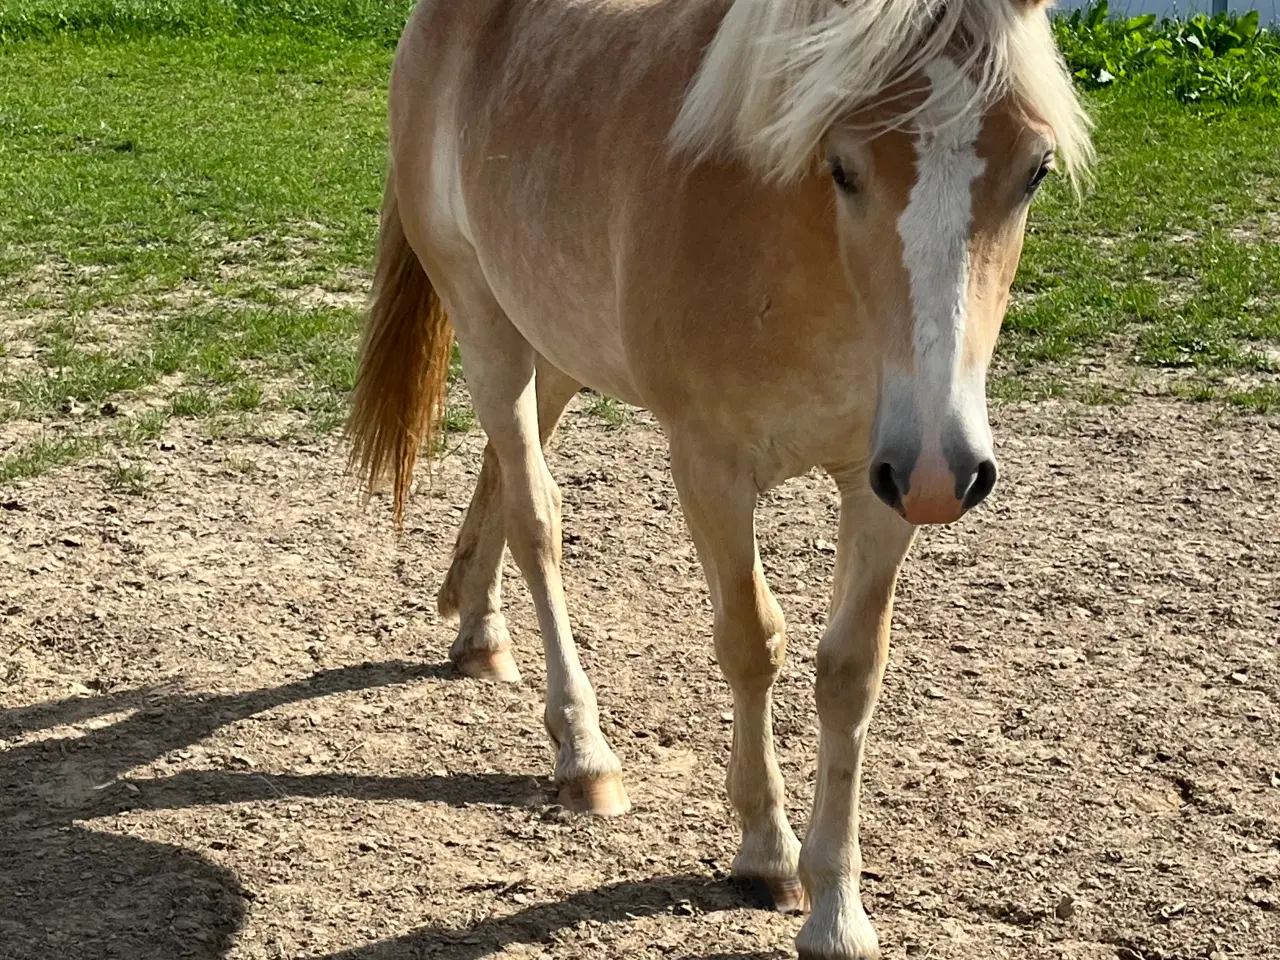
top-left (317, 872), bottom-right (788, 960)
top-left (0, 662), bottom-right (776, 960)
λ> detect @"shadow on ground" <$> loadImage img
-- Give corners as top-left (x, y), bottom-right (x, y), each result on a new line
top-left (0, 663), bottom-right (770, 960)
top-left (318, 873), bottom-right (786, 960)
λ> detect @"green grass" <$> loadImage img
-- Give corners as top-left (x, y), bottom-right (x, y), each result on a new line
top-left (0, 29), bottom-right (387, 481)
top-left (0, 0), bottom-right (415, 44)
top-left (105, 460), bottom-right (150, 494)
top-left (0, 433), bottom-right (99, 482)
top-left (997, 92), bottom-right (1280, 399)
top-left (1226, 385), bottom-right (1280, 413)
top-left (0, 8), bottom-right (1277, 485)
top-left (585, 393), bottom-right (631, 429)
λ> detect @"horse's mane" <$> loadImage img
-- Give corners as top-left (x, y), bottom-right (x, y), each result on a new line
top-left (671, 0), bottom-right (1093, 186)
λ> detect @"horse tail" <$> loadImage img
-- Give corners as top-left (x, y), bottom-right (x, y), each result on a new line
top-left (346, 179), bottom-right (454, 529)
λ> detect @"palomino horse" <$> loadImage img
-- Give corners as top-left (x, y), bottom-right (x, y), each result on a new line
top-left (348, 0), bottom-right (1092, 956)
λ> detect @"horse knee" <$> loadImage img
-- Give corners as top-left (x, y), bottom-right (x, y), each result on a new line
top-left (813, 643), bottom-right (881, 733)
top-left (716, 585), bottom-right (787, 694)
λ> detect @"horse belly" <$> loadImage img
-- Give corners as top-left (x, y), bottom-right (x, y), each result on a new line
top-left (474, 244), bottom-right (643, 407)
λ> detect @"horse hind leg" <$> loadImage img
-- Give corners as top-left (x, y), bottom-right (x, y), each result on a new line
top-left (438, 358), bottom-right (581, 683)
top-left (437, 443), bottom-right (515, 681)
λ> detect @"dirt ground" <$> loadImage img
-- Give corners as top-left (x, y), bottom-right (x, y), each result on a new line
top-left (1, 397), bottom-right (1277, 960)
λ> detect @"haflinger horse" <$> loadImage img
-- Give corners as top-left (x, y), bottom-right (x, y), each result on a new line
top-left (348, 0), bottom-right (1091, 956)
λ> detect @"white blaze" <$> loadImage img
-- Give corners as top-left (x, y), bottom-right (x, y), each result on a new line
top-left (895, 59), bottom-right (986, 400)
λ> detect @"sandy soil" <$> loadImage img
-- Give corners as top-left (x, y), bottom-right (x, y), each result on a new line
top-left (1, 397), bottom-right (1277, 960)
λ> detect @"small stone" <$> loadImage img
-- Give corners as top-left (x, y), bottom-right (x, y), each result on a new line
top-left (1054, 896), bottom-right (1076, 920)
top-left (1158, 901), bottom-right (1188, 921)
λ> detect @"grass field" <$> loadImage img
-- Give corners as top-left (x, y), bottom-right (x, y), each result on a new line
top-left (1, 3), bottom-right (1279, 486)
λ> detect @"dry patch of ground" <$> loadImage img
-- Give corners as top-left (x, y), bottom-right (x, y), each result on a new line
top-left (1, 398), bottom-right (1277, 960)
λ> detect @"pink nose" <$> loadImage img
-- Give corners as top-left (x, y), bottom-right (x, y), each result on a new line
top-left (900, 477), bottom-right (967, 524)
top-left (869, 456), bottom-right (997, 526)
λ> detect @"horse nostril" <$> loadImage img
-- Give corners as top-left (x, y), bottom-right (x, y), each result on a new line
top-left (962, 458), bottom-right (998, 510)
top-left (869, 460), bottom-right (903, 510)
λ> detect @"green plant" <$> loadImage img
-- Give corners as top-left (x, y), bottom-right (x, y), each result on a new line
top-left (228, 381), bottom-right (263, 411)
top-left (586, 393), bottom-right (629, 429)
top-left (443, 403), bottom-right (476, 435)
top-left (169, 388), bottom-right (213, 417)
top-left (1054, 2), bottom-right (1280, 105)
top-left (105, 460), bottom-right (149, 493)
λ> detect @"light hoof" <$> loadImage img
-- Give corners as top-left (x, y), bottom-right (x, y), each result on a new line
top-left (557, 774), bottom-right (631, 817)
top-left (796, 904), bottom-right (880, 960)
top-left (749, 875), bottom-right (808, 914)
top-left (452, 647), bottom-right (521, 683)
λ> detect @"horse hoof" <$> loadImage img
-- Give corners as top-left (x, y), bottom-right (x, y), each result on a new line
top-left (557, 775), bottom-right (631, 817)
top-left (740, 875), bottom-right (808, 914)
top-left (452, 647), bottom-right (521, 683)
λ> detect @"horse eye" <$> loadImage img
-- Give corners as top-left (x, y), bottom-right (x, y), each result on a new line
top-left (1027, 158), bottom-right (1053, 194)
top-left (830, 159), bottom-right (857, 195)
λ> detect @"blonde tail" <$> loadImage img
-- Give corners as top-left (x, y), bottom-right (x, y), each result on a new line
top-left (346, 181), bottom-right (454, 527)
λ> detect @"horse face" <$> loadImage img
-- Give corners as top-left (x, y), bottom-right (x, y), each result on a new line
top-left (824, 61), bottom-right (1056, 525)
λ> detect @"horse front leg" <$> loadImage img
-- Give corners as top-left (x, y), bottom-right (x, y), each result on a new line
top-left (796, 481), bottom-right (915, 960)
top-left (670, 438), bottom-right (803, 911)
